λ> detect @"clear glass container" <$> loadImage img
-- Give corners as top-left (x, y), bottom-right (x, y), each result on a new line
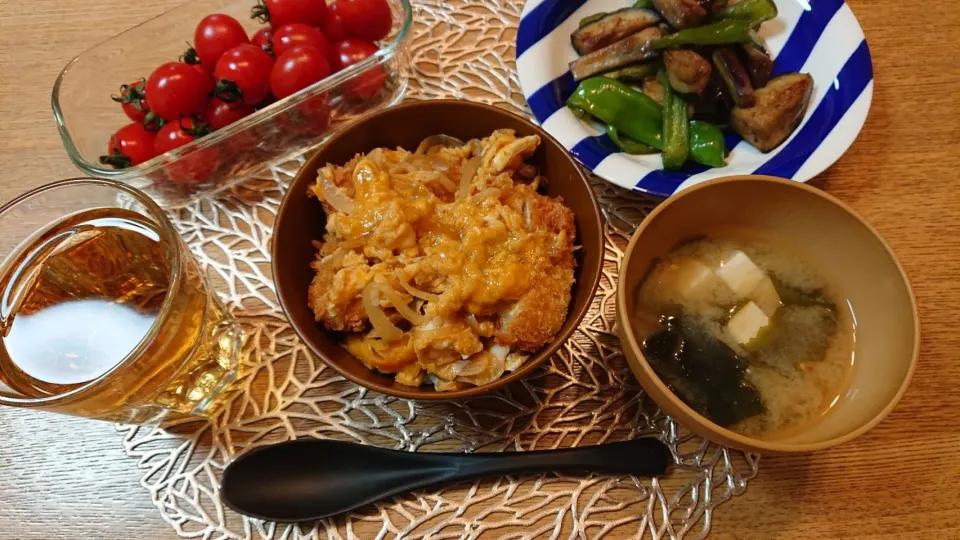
top-left (52, 0), bottom-right (411, 208)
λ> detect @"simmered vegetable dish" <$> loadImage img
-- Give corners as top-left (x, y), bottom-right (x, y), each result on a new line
top-left (567, 0), bottom-right (813, 170)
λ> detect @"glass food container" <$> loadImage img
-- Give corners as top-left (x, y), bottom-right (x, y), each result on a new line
top-left (52, 0), bottom-right (411, 208)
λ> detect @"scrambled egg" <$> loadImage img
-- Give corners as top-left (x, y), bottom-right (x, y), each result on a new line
top-left (307, 129), bottom-right (577, 391)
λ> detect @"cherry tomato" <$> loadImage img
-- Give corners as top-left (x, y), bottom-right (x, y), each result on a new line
top-left (153, 117), bottom-right (210, 155)
top-left (337, 0), bottom-right (392, 42)
top-left (146, 62), bottom-right (211, 120)
top-left (251, 27), bottom-right (274, 54)
top-left (181, 48), bottom-right (216, 94)
top-left (332, 39), bottom-right (387, 100)
top-left (194, 14), bottom-right (250, 68)
top-left (251, 0), bottom-right (327, 28)
top-left (204, 98), bottom-right (255, 129)
top-left (192, 63), bottom-right (215, 94)
top-left (324, 1), bottom-right (354, 43)
top-left (100, 123), bottom-right (157, 168)
top-left (272, 23), bottom-right (332, 58)
top-left (112, 80), bottom-right (148, 122)
top-left (280, 94), bottom-right (332, 137)
top-left (214, 44), bottom-right (275, 105)
top-left (270, 45), bottom-right (332, 99)
top-left (158, 144), bottom-right (220, 184)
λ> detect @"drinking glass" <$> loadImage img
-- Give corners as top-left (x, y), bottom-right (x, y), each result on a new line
top-left (0, 178), bottom-right (243, 424)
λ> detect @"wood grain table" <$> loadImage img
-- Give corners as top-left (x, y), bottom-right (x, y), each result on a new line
top-left (2, 1), bottom-right (959, 538)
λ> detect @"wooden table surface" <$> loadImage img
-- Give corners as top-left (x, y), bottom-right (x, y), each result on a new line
top-left (2, 1), bottom-right (959, 538)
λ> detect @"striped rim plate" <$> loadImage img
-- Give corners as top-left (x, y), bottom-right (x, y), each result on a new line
top-left (516, 0), bottom-right (874, 198)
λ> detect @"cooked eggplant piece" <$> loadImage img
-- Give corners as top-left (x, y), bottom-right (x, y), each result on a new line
top-left (571, 8), bottom-right (661, 55)
top-left (742, 43), bottom-right (774, 88)
top-left (664, 49), bottom-right (712, 94)
top-left (652, 0), bottom-right (707, 30)
top-left (712, 47), bottom-right (754, 107)
top-left (692, 70), bottom-right (732, 122)
top-left (570, 27), bottom-right (664, 81)
top-left (641, 76), bottom-right (665, 105)
top-left (602, 62), bottom-right (660, 82)
top-left (731, 72), bottom-right (814, 152)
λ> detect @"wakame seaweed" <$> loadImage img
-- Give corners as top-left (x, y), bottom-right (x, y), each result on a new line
top-left (642, 316), bottom-right (765, 426)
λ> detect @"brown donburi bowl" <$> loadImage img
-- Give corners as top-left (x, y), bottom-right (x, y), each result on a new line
top-left (616, 175), bottom-right (920, 454)
top-left (272, 99), bottom-right (605, 400)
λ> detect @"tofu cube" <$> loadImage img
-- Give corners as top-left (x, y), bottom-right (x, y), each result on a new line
top-left (750, 276), bottom-right (782, 318)
top-left (672, 260), bottom-right (729, 304)
top-left (715, 251), bottom-right (766, 298)
top-left (727, 301), bottom-right (771, 349)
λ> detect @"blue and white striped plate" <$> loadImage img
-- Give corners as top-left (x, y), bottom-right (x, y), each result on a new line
top-left (516, 0), bottom-right (874, 197)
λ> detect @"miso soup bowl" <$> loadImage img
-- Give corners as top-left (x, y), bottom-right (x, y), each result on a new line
top-left (616, 175), bottom-right (919, 454)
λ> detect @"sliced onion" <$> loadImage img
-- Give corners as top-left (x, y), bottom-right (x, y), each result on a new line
top-left (477, 188), bottom-right (501, 200)
top-left (424, 172), bottom-right (458, 192)
top-left (505, 353), bottom-right (528, 372)
top-left (449, 360), bottom-right (471, 378)
top-left (457, 156), bottom-right (481, 200)
top-left (415, 134), bottom-right (465, 155)
top-left (464, 314), bottom-right (482, 333)
top-left (378, 283), bottom-right (425, 325)
top-left (367, 147), bottom-right (385, 167)
top-left (318, 172), bottom-right (355, 214)
top-left (400, 278), bottom-right (440, 303)
top-left (456, 354), bottom-right (488, 377)
top-left (362, 284), bottom-right (403, 342)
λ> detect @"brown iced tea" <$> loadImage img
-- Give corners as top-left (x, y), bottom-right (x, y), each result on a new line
top-left (0, 181), bottom-right (242, 424)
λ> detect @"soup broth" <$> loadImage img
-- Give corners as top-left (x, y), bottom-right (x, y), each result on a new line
top-left (632, 232), bottom-right (855, 438)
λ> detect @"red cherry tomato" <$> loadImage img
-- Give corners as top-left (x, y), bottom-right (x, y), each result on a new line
top-left (112, 80), bottom-right (148, 123)
top-left (101, 123), bottom-right (157, 168)
top-left (251, 0), bottom-right (327, 28)
top-left (204, 98), bottom-right (255, 129)
top-left (153, 118), bottom-right (217, 183)
top-left (337, 0), bottom-right (392, 42)
top-left (324, 1), bottom-right (355, 43)
top-left (154, 117), bottom-right (211, 155)
top-left (332, 39), bottom-right (387, 100)
top-left (165, 149), bottom-right (219, 184)
top-left (272, 23), bottom-right (332, 58)
top-left (280, 94), bottom-right (332, 137)
top-left (214, 44), bottom-right (275, 105)
top-left (146, 62), bottom-right (212, 120)
top-left (251, 27), bottom-right (274, 54)
top-left (270, 45), bottom-right (332, 99)
top-left (191, 63), bottom-right (215, 94)
top-left (194, 14), bottom-right (250, 68)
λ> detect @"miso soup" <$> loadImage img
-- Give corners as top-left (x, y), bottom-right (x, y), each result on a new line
top-left (632, 233), bottom-right (855, 438)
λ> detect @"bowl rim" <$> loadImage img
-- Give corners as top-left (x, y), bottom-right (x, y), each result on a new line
top-left (616, 174), bottom-right (920, 453)
top-left (272, 98), bottom-right (605, 400)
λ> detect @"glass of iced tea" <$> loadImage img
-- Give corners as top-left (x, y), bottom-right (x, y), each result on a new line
top-left (0, 178), bottom-right (243, 424)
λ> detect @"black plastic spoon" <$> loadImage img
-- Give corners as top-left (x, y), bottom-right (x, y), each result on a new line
top-left (220, 438), bottom-right (671, 522)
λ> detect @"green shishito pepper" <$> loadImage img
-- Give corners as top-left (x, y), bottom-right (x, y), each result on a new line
top-left (657, 70), bottom-right (688, 170)
top-left (566, 77), bottom-right (663, 149)
top-left (715, 0), bottom-right (778, 23)
top-left (632, 0), bottom-right (653, 8)
top-left (649, 20), bottom-right (754, 49)
top-left (579, 12), bottom-right (606, 27)
top-left (689, 121), bottom-right (727, 167)
top-left (606, 124), bottom-right (657, 154)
